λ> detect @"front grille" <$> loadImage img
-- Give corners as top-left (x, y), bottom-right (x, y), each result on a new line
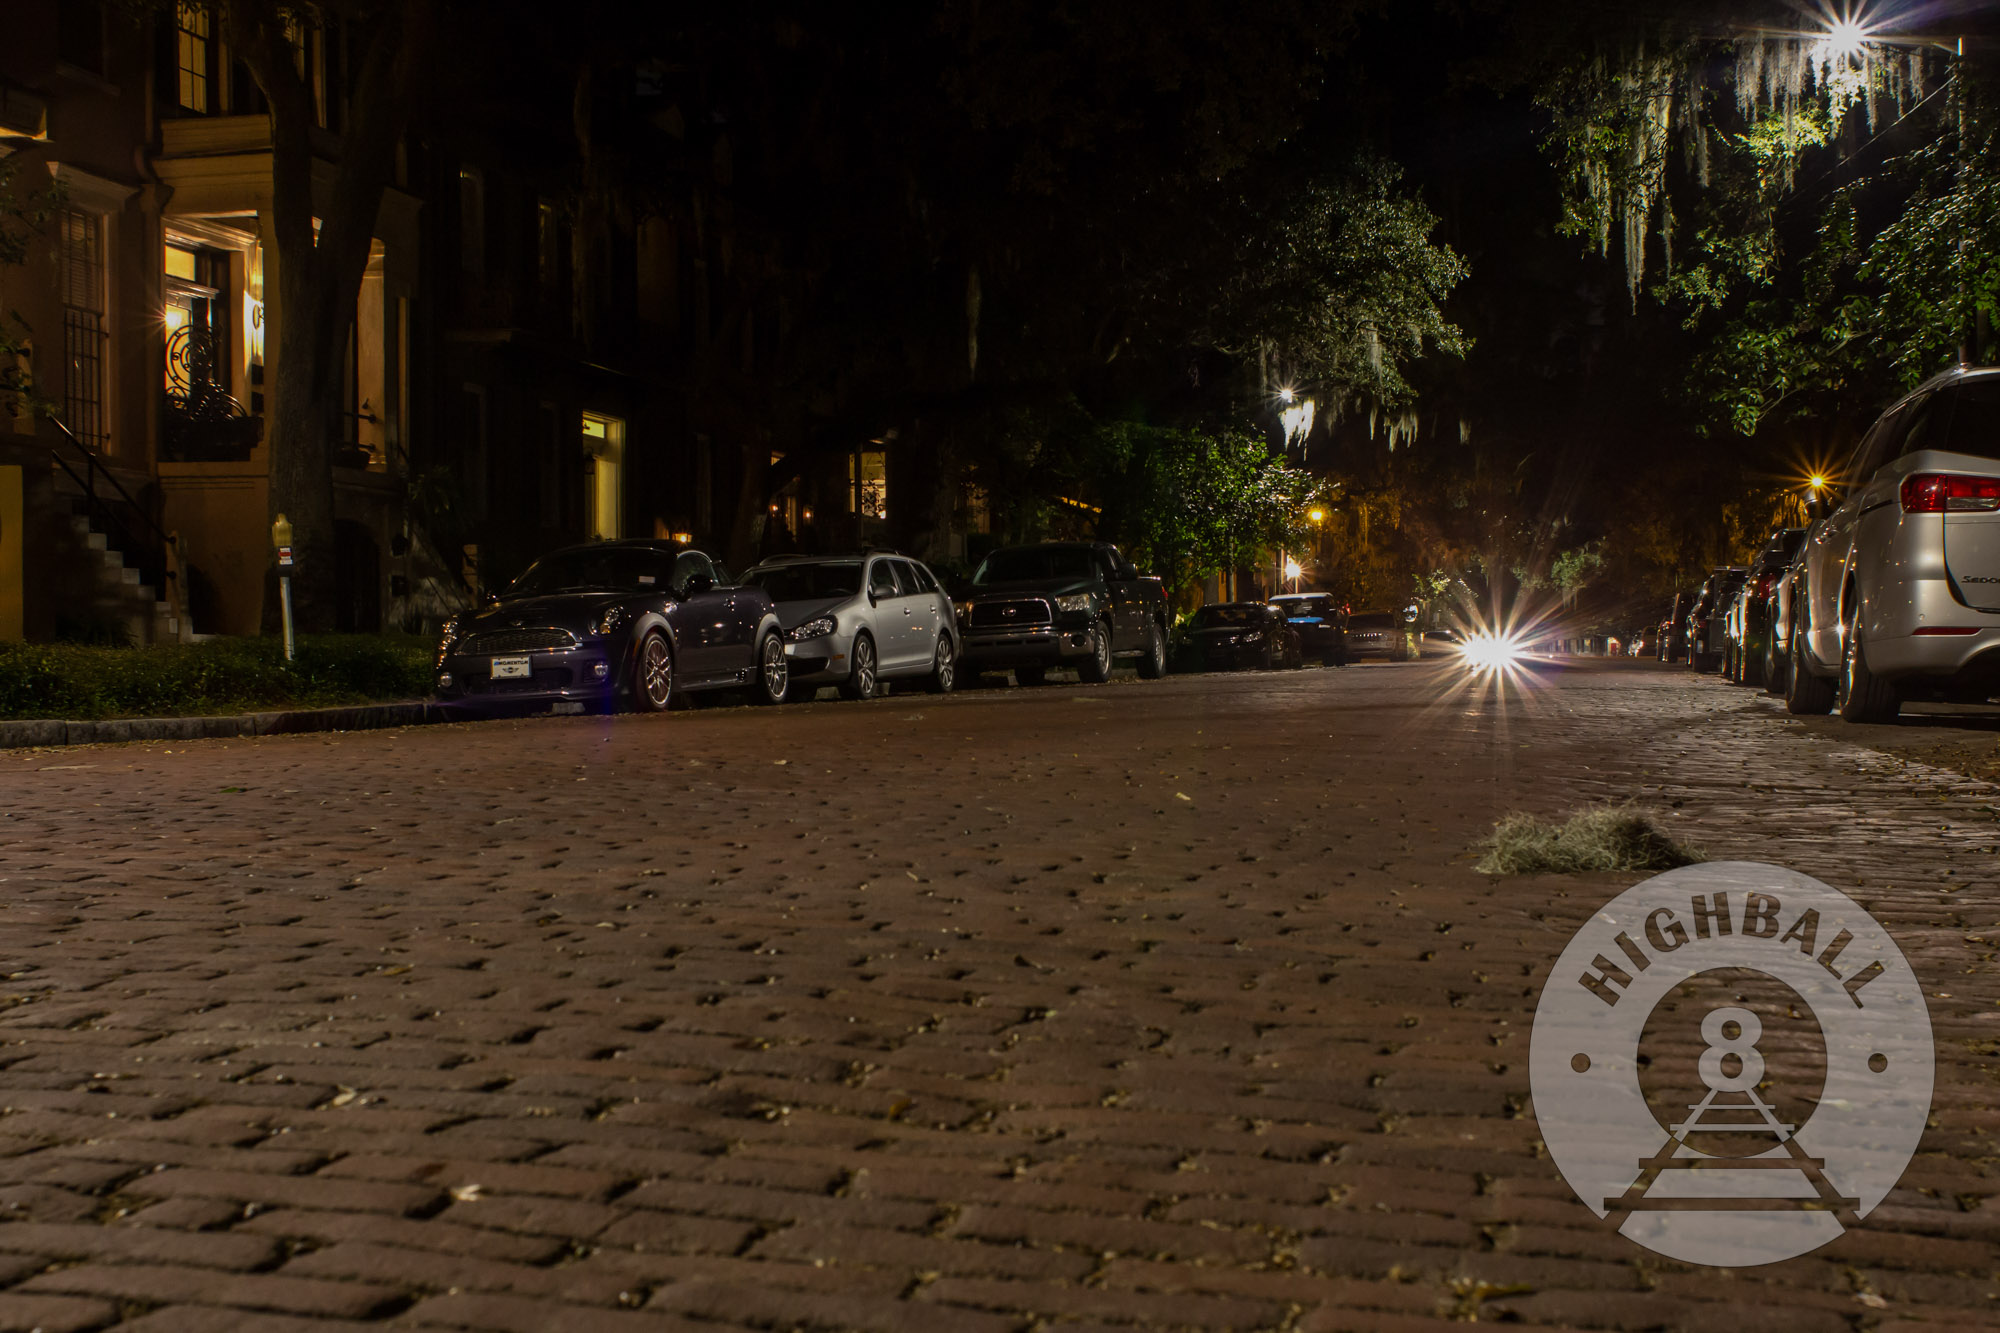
top-left (970, 598), bottom-right (1052, 629)
top-left (459, 627), bottom-right (579, 656)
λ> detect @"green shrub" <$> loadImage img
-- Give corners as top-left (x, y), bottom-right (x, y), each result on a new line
top-left (1475, 804), bottom-right (1703, 876)
top-left (0, 634), bottom-right (435, 720)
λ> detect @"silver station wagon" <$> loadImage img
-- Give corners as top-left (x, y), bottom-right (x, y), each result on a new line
top-left (741, 552), bottom-right (960, 701)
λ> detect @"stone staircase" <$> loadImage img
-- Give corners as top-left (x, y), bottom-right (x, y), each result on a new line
top-left (57, 493), bottom-right (192, 646)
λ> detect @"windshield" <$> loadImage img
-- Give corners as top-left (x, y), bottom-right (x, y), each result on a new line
top-left (1195, 606), bottom-right (1259, 627)
top-left (509, 546), bottom-right (680, 596)
top-left (974, 547), bottom-right (1096, 585)
top-left (1273, 597), bottom-right (1334, 619)
top-left (745, 562), bottom-right (862, 601)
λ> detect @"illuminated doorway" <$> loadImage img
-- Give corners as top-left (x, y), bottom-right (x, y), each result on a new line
top-left (583, 412), bottom-right (624, 540)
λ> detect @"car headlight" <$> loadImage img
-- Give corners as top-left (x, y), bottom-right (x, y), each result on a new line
top-left (1054, 593), bottom-right (1092, 614)
top-left (787, 615), bottom-right (836, 642)
top-left (594, 607), bottom-right (632, 636)
top-left (953, 600), bottom-right (974, 621)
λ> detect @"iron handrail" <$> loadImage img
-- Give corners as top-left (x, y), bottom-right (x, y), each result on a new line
top-left (47, 415), bottom-right (188, 633)
top-left (47, 417), bottom-right (178, 554)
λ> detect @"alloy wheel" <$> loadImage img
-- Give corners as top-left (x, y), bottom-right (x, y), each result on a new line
top-left (758, 635), bottom-right (789, 704)
top-left (640, 634), bottom-right (672, 711)
top-left (845, 635), bottom-right (878, 700)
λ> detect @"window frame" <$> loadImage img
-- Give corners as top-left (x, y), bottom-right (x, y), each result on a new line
top-left (174, 2), bottom-right (214, 114)
top-left (58, 209), bottom-right (109, 450)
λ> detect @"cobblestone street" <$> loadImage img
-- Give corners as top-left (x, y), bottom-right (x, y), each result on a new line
top-left (0, 659), bottom-right (1995, 1331)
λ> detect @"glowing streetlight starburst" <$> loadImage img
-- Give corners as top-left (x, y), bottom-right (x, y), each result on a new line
top-left (1825, 16), bottom-right (1868, 58)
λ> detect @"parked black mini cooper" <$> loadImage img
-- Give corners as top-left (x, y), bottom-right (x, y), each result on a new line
top-left (435, 540), bottom-right (788, 713)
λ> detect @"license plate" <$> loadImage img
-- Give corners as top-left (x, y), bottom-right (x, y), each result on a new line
top-left (491, 656), bottom-right (531, 679)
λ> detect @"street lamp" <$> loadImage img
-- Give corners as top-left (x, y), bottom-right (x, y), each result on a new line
top-left (1283, 557), bottom-right (1302, 592)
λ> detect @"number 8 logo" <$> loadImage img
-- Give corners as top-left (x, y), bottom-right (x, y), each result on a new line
top-left (1698, 1006), bottom-right (1765, 1094)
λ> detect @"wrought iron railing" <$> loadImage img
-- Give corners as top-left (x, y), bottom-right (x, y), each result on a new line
top-left (47, 416), bottom-right (188, 633)
top-left (161, 323), bottom-right (262, 462)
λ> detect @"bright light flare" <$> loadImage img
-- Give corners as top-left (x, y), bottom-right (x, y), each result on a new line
top-left (1459, 631), bottom-right (1526, 672)
top-left (1823, 16), bottom-right (1868, 59)
top-left (1283, 558), bottom-right (1303, 581)
top-left (1808, 474), bottom-right (1828, 492)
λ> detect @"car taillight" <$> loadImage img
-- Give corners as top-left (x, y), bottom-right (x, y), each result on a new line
top-left (1901, 473), bottom-right (2000, 513)
top-left (1755, 573), bottom-right (1774, 598)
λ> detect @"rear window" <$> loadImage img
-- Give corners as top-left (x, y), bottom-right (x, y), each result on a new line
top-left (1909, 378), bottom-right (2000, 460)
top-left (1195, 605), bottom-right (1260, 627)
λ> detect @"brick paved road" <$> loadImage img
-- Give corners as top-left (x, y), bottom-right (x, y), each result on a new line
top-left (0, 660), bottom-right (1995, 1331)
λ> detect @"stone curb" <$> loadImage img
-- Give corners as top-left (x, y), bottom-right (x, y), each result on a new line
top-left (0, 700), bottom-right (445, 749)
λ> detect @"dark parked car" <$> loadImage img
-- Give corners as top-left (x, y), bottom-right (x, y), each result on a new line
top-left (1726, 528), bottom-right (1808, 689)
top-left (1268, 593), bottom-right (1348, 664)
top-left (1658, 592), bottom-right (1692, 663)
top-left (954, 542), bottom-right (1169, 685)
top-left (434, 540), bottom-right (788, 713)
top-left (1685, 567), bottom-right (1747, 672)
top-left (1344, 611), bottom-right (1411, 661)
top-left (1192, 602), bottom-right (1302, 670)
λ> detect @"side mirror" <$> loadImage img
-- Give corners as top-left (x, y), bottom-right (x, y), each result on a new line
top-left (683, 573), bottom-right (715, 598)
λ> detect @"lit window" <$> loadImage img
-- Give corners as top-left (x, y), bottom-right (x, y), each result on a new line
top-left (850, 449), bottom-right (886, 519)
top-left (176, 3), bottom-right (210, 113)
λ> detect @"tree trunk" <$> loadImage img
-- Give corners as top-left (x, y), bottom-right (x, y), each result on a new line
top-left (230, 0), bottom-right (437, 632)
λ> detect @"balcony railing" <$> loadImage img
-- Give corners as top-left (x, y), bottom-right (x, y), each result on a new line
top-left (160, 323), bottom-right (262, 462)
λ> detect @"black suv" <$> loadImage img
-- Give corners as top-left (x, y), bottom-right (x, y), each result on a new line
top-left (955, 542), bottom-right (1170, 685)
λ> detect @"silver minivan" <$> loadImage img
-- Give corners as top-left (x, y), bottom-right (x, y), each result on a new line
top-left (742, 552), bottom-right (959, 701)
top-left (1787, 366), bottom-right (2000, 721)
